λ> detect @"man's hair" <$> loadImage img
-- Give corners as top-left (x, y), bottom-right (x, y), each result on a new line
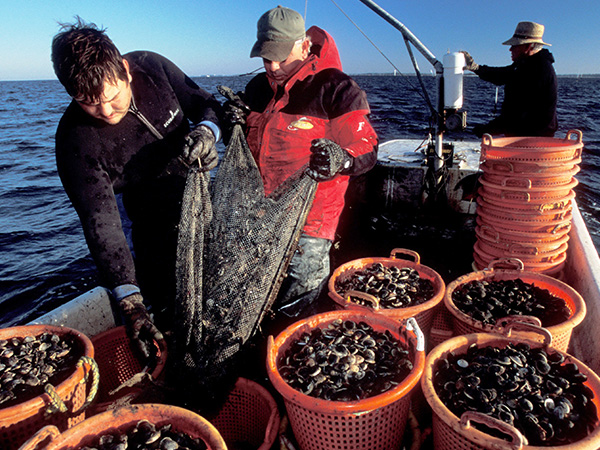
top-left (51, 17), bottom-right (128, 102)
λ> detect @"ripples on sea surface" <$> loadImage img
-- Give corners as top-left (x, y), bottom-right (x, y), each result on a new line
top-left (0, 75), bottom-right (598, 326)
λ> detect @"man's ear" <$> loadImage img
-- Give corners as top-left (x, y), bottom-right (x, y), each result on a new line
top-left (123, 58), bottom-right (132, 83)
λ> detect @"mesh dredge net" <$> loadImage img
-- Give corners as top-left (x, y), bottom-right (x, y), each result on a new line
top-left (172, 95), bottom-right (317, 407)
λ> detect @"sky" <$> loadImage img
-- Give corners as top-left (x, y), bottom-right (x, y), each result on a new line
top-left (1, 0), bottom-right (599, 81)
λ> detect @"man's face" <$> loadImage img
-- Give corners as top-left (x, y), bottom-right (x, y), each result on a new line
top-left (509, 44), bottom-right (532, 62)
top-left (75, 59), bottom-right (132, 125)
top-left (263, 39), bottom-right (309, 85)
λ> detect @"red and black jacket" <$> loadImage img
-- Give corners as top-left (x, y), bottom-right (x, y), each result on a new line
top-left (242, 26), bottom-right (378, 240)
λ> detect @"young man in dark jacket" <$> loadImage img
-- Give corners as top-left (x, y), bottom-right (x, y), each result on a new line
top-left (224, 6), bottom-right (378, 326)
top-left (52, 19), bottom-right (222, 358)
top-left (462, 21), bottom-right (558, 137)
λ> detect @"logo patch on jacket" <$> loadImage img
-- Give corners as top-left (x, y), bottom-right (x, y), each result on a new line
top-left (288, 117), bottom-right (314, 130)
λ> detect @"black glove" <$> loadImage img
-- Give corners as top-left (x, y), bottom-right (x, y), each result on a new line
top-left (460, 51), bottom-right (479, 72)
top-left (223, 98), bottom-right (251, 129)
top-left (182, 125), bottom-right (218, 170)
top-left (307, 138), bottom-right (354, 182)
top-left (119, 293), bottom-right (165, 363)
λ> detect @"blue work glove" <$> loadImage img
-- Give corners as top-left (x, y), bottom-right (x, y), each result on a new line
top-left (119, 293), bottom-right (165, 363)
top-left (182, 124), bottom-right (218, 170)
top-left (307, 138), bottom-right (354, 182)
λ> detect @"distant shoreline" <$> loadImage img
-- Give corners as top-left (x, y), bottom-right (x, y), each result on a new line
top-left (2, 73), bottom-right (600, 82)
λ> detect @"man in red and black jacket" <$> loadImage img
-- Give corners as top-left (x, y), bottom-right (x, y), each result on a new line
top-left (224, 6), bottom-right (378, 323)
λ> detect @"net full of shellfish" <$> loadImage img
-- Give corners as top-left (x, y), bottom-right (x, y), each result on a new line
top-left (278, 318), bottom-right (414, 401)
top-left (334, 262), bottom-right (435, 309)
top-left (433, 342), bottom-right (598, 446)
top-left (0, 332), bottom-right (80, 408)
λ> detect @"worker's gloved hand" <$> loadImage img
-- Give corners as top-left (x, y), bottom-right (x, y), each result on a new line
top-left (222, 97), bottom-right (251, 145)
top-left (307, 138), bottom-right (354, 182)
top-left (182, 124), bottom-right (218, 170)
top-left (460, 51), bottom-right (479, 72)
top-left (223, 97), bottom-right (251, 129)
top-left (119, 293), bottom-right (165, 363)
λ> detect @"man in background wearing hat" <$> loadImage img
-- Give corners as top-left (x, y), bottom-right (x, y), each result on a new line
top-left (462, 21), bottom-right (558, 137)
top-left (223, 6), bottom-right (378, 329)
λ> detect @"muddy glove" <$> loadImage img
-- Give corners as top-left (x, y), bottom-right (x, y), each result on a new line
top-left (223, 97), bottom-right (251, 129)
top-left (119, 293), bottom-right (165, 363)
top-left (307, 138), bottom-right (354, 182)
top-left (460, 51), bottom-right (479, 72)
top-left (182, 124), bottom-right (218, 170)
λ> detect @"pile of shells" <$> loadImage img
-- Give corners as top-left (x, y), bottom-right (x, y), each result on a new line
top-left (433, 342), bottom-right (598, 446)
top-left (80, 420), bottom-right (207, 450)
top-left (279, 318), bottom-right (413, 401)
top-left (0, 332), bottom-right (78, 407)
top-left (451, 278), bottom-right (571, 326)
top-left (335, 262), bottom-right (435, 309)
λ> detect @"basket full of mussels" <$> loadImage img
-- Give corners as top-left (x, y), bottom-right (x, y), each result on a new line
top-left (444, 259), bottom-right (586, 353)
top-left (19, 403), bottom-right (227, 450)
top-left (328, 248), bottom-right (446, 338)
top-left (0, 324), bottom-right (98, 450)
top-left (421, 323), bottom-right (600, 449)
top-left (267, 310), bottom-right (425, 450)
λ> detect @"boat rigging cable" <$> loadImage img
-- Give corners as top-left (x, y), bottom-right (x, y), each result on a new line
top-left (328, 0), bottom-right (438, 122)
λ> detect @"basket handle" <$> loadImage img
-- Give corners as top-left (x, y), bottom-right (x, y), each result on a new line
top-left (345, 290), bottom-right (380, 311)
top-left (508, 242), bottom-right (539, 255)
top-left (500, 177), bottom-right (532, 189)
top-left (405, 317), bottom-right (425, 352)
top-left (497, 315), bottom-right (542, 328)
top-left (479, 225), bottom-right (500, 243)
top-left (459, 411), bottom-right (526, 450)
top-left (501, 321), bottom-right (553, 348)
top-left (488, 258), bottom-right (524, 271)
top-left (565, 129), bottom-right (583, 144)
top-left (487, 160), bottom-right (515, 173)
top-left (43, 355), bottom-right (100, 416)
top-left (16, 425), bottom-right (61, 450)
top-left (75, 355), bottom-right (100, 413)
top-left (481, 133), bottom-right (493, 146)
top-left (389, 248), bottom-right (420, 264)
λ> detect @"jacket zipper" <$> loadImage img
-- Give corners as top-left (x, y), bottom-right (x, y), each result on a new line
top-left (129, 96), bottom-right (164, 140)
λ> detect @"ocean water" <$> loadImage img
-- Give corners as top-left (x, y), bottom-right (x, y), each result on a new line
top-left (1, 75), bottom-right (599, 327)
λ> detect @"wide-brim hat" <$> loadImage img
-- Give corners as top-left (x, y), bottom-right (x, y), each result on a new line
top-left (250, 6), bottom-right (306, 61)
top-left (503, 21), bottom-right (551, 46)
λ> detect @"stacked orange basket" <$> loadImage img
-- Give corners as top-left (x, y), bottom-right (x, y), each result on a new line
top-left (475, 130), bottom-right (584, 276)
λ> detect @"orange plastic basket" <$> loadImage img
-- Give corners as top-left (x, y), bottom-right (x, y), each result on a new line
top-left (443, 260), bottom-right (586, 352)
top-left (479, 178), bottom-right (579, 203)
top-left (421, 327), bottom-right (600, 450)
top-left (328, 248), bottom-right (446, 339)
top-left (475, 215), bottom-right (571, 238)
top-left (0, 325), bottom-right (98, 450)
top-left (473, 251), bottom-right (566, 278)
top-left (474, 241), bottom-right (567, 267)
top-left (475, 231), bottom-right (569, 257)
top-left (209, 377), bottom-right (280, 450)
top-left (480, 130), bottom-right (584, 164)
top-left (480, 158), bottom-right (581, 175)
top-left (267, 310), bottom-right (425, 450)
top-left (481, 165), bottom-right (579, 188)
top-left (90, 326), bottom-right (167, 412)
top-left (19, 403), bottom-right (227, 450)
top-left (476, 194), bottom-right (574, 221)
top-left (475, 223), bottom-right (571, 247)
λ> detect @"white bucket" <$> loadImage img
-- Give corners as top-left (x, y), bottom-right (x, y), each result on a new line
top-left (443, 52), bottom-right (465, 110)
